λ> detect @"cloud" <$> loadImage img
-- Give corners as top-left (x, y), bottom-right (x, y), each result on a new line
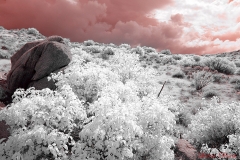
top-left (0, 0), bottom-right (239, 54)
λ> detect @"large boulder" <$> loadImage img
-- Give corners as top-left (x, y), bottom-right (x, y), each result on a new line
top-left (6, 36), bottom-right (71, 94)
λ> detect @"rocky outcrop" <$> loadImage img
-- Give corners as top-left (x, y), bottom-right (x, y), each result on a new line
top-left (0, 36), bottom-right (71, 104)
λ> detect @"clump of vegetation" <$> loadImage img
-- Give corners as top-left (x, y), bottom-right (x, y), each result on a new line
top-left (119, 43), bottom-right (131, 49)
top-left (157, 56), bottom-right (177, 65)
top-left (27, 28), bottom-right (39, 35)
top-left (187, 97), bottom-right (240, 152)
top-left (100, 47), bottom-right (115, 60)
top-left (212, 74), bottom-right (222, 83)
top-left (176, 112), bottom-right (191, 127)
top-left (159, 49), bottom-right (172, 55)
top-left (235, 69), bottom-right (240, 75)
top-left (180, 56), bottom-right (202, 67)
top-left (142, 46), bottom-right (156, 53)
top-left (131, 46), bottom-right (145, 56)
top-left (172, 71), bottom-right (185, 79)
top-left (234, 83), bottom-right (240, 90)
top-left (216, 53), bottom-right (227, 57)
top-left (103, 47), bottom-right (114, 55)
top-left (193, 55), bottom-right (201, 62)
top-left (203, 90), bottom-right (218, 99)
top-left (172, 55), bottom-right (182, 60)
top-left (82, 46), bottom-right (101, 53)
top-left (193, 71), bottom-right (213, 90)
top-left (203, 57), bottom-right (236, 75)
top-left (230, 78), bottom-right (240, 84)
top-left (235, 61), bottom-right (240, 67)
top-left (83, 40), bottom-right (95, 46)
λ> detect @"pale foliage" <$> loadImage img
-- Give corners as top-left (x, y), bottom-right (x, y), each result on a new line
top-left (193, 71), bottom-right (213, 90)
top-left (0, 45), bottom-right (176, 159)
top-left (0, 86), bottom-right (86, 160)
top-left (187, 97), bottom-right (240, 156)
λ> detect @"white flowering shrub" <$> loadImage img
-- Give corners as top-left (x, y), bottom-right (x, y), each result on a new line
top-left (187, 97), bottom-right (240, 152)
top-left (51, 55), bottom-right (120, 105)
top-left (0, 86), bottom-right (87, 160)
top-left (71, 82), bottom-right (175, 160)
top-left (107, 50), bottom-right (158, 97)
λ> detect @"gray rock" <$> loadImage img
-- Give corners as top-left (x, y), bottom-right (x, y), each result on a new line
top-left (7, 36), bottom-right (71, 93)
top-left (10, 40), bottom-right (42, 67)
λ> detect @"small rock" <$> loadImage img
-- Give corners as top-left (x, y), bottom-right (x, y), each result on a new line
top-left (175, 139), bottom-right (198, 160)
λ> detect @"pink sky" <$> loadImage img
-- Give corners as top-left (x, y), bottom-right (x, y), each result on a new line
top-left (0, 0), bottom-right (240, 54)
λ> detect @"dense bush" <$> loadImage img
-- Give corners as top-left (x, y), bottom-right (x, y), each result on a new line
top-left (82, 46), bottom-right (102, 54)
top-left (71, 86), bottom-right (176, 160)
top-left (230, 78), bottom-right (240, 84)
top-left (142, 46), bottom-right (156, 53)
top-left (155, 56), bottom-right (177, 65)
top-left (203, 90), bottom-right (218, 99)
top-left (131, 46), bottom-right (145, 56)
top-left (193, 71), bottom-right (213, 90)
top-left (83, 40), bottom-right (95, 46)
top-left (187, 97), bottom-right (240, 151)
top-left (235, 61), bottom-right (240, 67)
top-left (179, 56), bottom-right (202, 67)
top-left (159, 49), bottom-right (172, 55)
top-left (193, 55), bottom-right (201, 62)
top-left (103, 47), bottom-right (114, 55)
top-left (0, 86), bottom-right (87, 160)
top-left (172, 55), bottom-right (182, 60)
top-left (27, 28), bottom-right (39, 35)
top-left (172, 71), bottom-right (185, 79)
top-left (234, 83), bottom-right (240, 90)
top-left (176, 112), bottom-right (191, 127)
top-left (203, 57), bottom-right (236, 75)
top-left (119, 43), bottom-right (131, 49)
top-left (235, 69), bottom-right (240, 75)
top-left (212, 74), bottom-right (222, 83)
